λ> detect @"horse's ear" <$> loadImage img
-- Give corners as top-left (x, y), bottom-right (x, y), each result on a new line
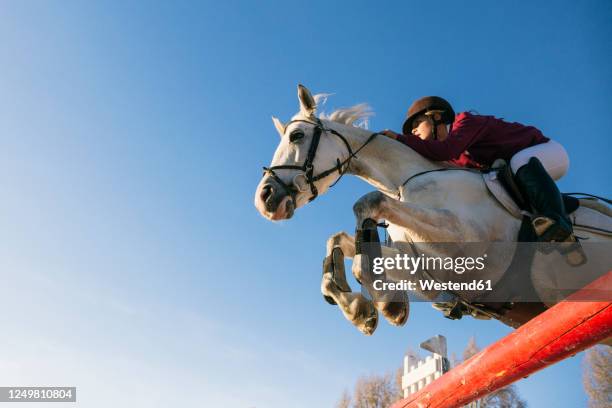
top-left (272, 116), bottom-right (285, 137)
top-left (297, 84), bottom-right (316, 117)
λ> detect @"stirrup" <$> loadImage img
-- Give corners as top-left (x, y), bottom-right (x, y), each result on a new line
top-left (532, 216), bottom-right (572, 243)
top-left (532, 216), bottom-right (587, 266)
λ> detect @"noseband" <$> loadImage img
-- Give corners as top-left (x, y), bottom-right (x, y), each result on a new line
top-left (263, 118), bottom-right (379, 203)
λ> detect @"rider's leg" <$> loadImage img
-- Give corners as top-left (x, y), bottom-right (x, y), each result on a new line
top-left (511, 140), bottom-right (571, 239)
top-left (510, 139), bottom-right (569, 181)
top-left (511, 141), bottom-right (586, 265)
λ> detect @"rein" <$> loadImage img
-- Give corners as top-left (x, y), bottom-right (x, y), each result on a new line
top-left (263, 118), bottom-right (380, 203)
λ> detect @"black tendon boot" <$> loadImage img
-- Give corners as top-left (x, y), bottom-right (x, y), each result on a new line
top-left (515, 157), bottom-right (586, 266)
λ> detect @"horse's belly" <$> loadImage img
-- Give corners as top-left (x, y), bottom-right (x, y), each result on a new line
top-left (385, 222), bottom-right (514, 301)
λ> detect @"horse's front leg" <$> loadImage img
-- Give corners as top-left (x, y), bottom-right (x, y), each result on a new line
top-left (352, 244), bottom-right (410, 326)
top-left (353, 191), bottom-right (469, 242)
top-left (352, 192), bottom-right (411, 327)
top-left (321, 232), bottom-right (378, 335)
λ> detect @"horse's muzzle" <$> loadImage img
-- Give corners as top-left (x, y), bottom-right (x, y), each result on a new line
top-left (254, 179), bottom-right (295, 220)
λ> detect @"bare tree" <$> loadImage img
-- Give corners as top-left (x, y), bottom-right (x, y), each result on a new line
top-left (583, 345), bottom-right (612, 408)
top-left (336, 389), bottom-right (351, 408)
top-left (394, 366), bottom-right (403, 400)
top-left (480, 387), bottom-right (527, 408)
top-left (462, 336), bottom-right (480, 361)
top-left (347, 371), bottom-right (401, 408)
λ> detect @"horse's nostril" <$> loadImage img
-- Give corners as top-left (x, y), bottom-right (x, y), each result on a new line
top-left (260, 184), bottom-right (274, 203)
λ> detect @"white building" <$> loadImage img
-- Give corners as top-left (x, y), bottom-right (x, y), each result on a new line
top-left (401, 335), bottom-right (481, 408)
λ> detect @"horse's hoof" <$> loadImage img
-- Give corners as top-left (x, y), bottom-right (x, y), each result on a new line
top-left (358, 313), bottom-right (378, 336)
top-left (382, 301), bottom-right (409, 327)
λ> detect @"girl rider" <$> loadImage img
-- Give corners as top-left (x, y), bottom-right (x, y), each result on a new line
top-left (381, 96), bottom-right (585, 265)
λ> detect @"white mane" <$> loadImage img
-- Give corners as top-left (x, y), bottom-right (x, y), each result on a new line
top-left (316, 93), bottom-right (374, 129)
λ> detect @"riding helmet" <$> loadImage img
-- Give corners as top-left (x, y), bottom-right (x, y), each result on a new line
top-left (402, 96), bottom-right (456, 135)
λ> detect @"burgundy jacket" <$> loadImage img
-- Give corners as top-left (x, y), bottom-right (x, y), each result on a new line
top-left (396, 112), bottom-right (550, 168)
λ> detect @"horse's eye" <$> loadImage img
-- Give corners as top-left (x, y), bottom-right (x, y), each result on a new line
top-left (289, 131), bottom-right (304, 143)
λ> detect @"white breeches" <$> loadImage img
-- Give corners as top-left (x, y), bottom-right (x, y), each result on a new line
top-left (510, 140), bottom-right (569, 181)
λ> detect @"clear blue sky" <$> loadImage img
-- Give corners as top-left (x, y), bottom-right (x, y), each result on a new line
top-left (0, 1), bottom-right (610, 407)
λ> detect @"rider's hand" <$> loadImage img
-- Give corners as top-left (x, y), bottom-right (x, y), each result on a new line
top-left (381, 129), bottom-right (401, 140)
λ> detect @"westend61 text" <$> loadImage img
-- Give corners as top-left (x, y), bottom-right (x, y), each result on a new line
top-left (372, 253), bottom-right (487, 275)
top-left (373, 279), bottom-right (493, 292)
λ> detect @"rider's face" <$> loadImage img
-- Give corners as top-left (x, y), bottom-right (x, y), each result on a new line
top-left (411, 115), bottom-right (434, 140)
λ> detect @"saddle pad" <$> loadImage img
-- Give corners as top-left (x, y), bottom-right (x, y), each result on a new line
top-left (483, 171), bottom-right (525, 219)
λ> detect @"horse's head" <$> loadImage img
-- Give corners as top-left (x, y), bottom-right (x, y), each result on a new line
top-left (254, 85), bottom-right (354, 221)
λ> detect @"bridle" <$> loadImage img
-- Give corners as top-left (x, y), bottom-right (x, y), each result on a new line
top-left (263, 118), bottom-right (380, 203)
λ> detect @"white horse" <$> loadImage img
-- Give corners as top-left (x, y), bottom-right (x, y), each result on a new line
top-left (254, 85), bottom-right (612, 336)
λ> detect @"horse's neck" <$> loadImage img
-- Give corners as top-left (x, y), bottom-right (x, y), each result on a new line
top-left (325, 120), bottom-right (440, 196)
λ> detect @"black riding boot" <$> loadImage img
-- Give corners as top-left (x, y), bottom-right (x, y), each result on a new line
top-left (515, 157), bottom-right (586, 266)
top-left (515, 157), bottom-right (572, 240)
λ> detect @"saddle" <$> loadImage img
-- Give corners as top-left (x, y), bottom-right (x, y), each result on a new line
top-left (483, 160), bottom-right (579, 219)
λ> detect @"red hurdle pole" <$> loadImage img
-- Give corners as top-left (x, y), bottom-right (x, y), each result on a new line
top-left (391, 271), bottom-right (612, 408)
